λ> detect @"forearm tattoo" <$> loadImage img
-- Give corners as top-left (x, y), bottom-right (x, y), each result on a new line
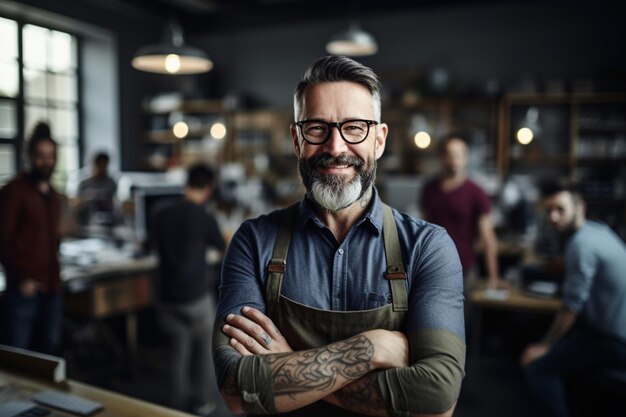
top-left (334, 371), bottom-right (387, 413)
top-left (265, 334), bottom-right (374, 398)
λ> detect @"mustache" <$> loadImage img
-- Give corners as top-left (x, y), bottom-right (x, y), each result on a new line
top-left (308, 153), bottom-right (364, 169)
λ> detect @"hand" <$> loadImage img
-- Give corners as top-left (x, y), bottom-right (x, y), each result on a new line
top-left (361, 329), bottom-right (408, 369)
top-left (223, 306), bottom-right (293, 356)
top-left (520, 342), bottom-right (550, 367)
top-left (19, 279), bottom-right (41, 298)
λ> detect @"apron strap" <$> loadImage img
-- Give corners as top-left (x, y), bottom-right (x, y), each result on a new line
top-left (266, 203), bottom-right (297, 311)
top-left (382, 204), bottom-right (408, 312)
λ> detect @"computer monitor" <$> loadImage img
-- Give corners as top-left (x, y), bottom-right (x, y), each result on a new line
top-left (133, 184), bottom-right (183, 244)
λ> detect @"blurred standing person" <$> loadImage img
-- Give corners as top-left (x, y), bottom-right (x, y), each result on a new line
top-left (151, 163), bottom-right (226, 416)
top-left (76, 152), bottom-right (118, 230)
top-left (421, 134), bottom-right (506, 290)
top-left (520, 182), bottom-right (626, 417)
top-left (0, 121), bottom-right (64, 355)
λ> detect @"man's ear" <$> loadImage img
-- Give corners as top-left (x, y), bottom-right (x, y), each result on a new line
top-left (375, 123), bottom-right (388, 160)
top-left (291, 124), bottom-right (301, 157)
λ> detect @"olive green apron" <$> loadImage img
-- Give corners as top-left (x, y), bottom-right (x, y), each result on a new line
top-left (262, 203), bottom-right (408, 416)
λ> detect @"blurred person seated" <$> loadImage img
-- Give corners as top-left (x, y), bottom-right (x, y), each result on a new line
top-left (520, 180), bottom-right (626, 417)
top-left (75, 152), bottom-right (118, 231)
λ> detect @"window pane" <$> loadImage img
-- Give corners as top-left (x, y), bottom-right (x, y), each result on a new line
top-left (50, 108), bottom-right (78, 142)
top-left (0, 62), bottom-right (19, 97)
top-left (50, 73), bottom-right (78, 103)
top-left (50, 30), bottom-right (76, 72)
top-left (24, 69), bottom-right (48, 101)
top-left (25, 105), bottom-right (49, 137)
top-left (53, 144), bottom-right (78, 190)
top-left (23, 24), bottom-right (49, 70)
top-left (0, 145), bottom-right (16, 187)
top-left (0, 100), bottom-right (17, 138)
top-left (0, 17), bottom-right (18, 62)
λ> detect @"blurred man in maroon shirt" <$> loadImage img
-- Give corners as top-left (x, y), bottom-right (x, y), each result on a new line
top-left (0, 121), bottom-right (64, 355)
top-left (421, 134), bottom-right (506, 291)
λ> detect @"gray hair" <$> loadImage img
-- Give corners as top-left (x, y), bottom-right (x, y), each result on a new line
top-left (293, 55), bottom-right (382, 122)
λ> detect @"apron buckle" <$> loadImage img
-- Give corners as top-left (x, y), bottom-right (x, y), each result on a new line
top-left (268, 259), bottom-right (286, 273)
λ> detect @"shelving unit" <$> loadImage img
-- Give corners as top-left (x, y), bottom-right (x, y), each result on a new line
top-left (140, 99), bottom-right (226, 171)
top-left (498, 93), bottom-right (626, 238)
top-left (382, 97), bottom-right (499, 177)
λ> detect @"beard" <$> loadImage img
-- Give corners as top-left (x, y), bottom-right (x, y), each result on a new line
top-left (30, 165), bottom-right (54, 182)
top-left (557, 214), bottom-right (579, 238)
top-left (298, 152), bottom-right (377, 213)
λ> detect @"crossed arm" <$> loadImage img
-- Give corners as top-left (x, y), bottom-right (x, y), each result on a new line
top-left (217, 307), bottom-right (457, 417)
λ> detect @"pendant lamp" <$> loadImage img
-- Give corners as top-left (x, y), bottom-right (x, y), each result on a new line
top-left (326, 0), bottom-right (377, 57)
top-left (132, 20), bottom-right (213, 75)
top-left (326, 23), bottom-right (378, 57)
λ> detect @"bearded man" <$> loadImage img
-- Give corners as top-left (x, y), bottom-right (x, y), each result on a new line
top-left (212, 56), bottom-right (466, 417)
top-left (520, 181), bottom-right (626, 417)
top-left (0, 121), bottom-right (64, 355)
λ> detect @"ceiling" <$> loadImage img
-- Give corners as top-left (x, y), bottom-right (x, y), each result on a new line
top-left (115, 0), bottom-right (505, 35)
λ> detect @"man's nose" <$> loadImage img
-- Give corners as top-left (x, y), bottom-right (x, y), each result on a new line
top-left (321, 126), bottom-right (348, 155)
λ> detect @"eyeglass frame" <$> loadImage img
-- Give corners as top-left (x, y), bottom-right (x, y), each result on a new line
top-left (294, 119), bottom-right (379, 145)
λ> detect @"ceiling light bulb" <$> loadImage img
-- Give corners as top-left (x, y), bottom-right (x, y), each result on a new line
top-left (173, 121), bottom-right (189, 139)
top-left (210, 122), bottom-right (227, 140)
top-left (165, 54), bottom-right (181, 73)
top-left (517, 127), bottom-right (534, 145)
top-left (414, 131), bottom-right (431, 149)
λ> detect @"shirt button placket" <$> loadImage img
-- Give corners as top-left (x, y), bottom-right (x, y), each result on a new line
top-left (333, 247), bottom-right (345, 310)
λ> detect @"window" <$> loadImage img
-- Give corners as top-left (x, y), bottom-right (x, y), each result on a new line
top-left (0, 16), bottom-right (80, 189)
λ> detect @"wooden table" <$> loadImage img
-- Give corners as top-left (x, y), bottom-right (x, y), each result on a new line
top-left (467, 285), bottom-right (561, 371)
top-left (468, 286), bottom-right (561, 313)
top-left (0, 369), bottom-right (194, 417)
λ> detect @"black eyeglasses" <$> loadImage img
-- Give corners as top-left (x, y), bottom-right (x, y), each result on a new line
top-left (295, 119), bottom-right (378, 145)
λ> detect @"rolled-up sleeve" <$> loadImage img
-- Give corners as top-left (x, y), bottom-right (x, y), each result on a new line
top-left (379, 226), bottom-right (466, 415)
top-left (377, 329), bottom-right (465, 415)
top-left (212, 220), bottom-right (270, 390)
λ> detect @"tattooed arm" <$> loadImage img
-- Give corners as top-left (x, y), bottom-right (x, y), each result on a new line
top-left (219, 326), bottom-right (407, 414)
top-left (222, 307), bottom-right (458, 417)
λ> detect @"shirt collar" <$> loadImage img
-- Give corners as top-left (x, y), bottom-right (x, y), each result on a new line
top-left (295, 187), bottom-right (384, 236)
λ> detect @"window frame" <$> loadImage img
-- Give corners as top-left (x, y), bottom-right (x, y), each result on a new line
top-left (0, 14), bottom-right (83, 188)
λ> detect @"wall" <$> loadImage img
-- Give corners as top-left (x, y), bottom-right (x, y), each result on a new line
top-left (195, 1), bottom-right (626, 108)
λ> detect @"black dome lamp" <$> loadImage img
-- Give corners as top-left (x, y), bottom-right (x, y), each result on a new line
top-left (132, 20), bottom-right (213, 75)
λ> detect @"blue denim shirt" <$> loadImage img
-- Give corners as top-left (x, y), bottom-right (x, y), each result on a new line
top-left (215, 188), bottom-right (465, 385)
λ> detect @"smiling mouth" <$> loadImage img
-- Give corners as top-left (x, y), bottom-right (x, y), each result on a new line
top-left (317, 163), bottom-right (354, 173)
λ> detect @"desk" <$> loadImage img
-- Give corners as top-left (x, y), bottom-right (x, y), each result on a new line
top-left (0, 369), bottom-right (194, 417)
top-left (62, 256), bottom-right (156, 359)
top-left (468, 286), bottom-right (561, 313)
top-left (467, 286), bottom-right (561, 371)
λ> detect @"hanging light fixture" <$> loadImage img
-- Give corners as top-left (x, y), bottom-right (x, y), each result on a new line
top-left (132, 20), bottom-right (213, 75)
top-left (326, 1), bottom-right (377, 57)
top-left (326, 24), bottom-right (378, 57)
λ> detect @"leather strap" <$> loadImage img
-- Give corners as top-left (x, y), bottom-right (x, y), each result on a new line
top-left (266, 204), bottom-right (297, 310)
top-left (267, 202), bottom-right (408, 313)
top-left (382, 204), bottom-right (408, 312)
